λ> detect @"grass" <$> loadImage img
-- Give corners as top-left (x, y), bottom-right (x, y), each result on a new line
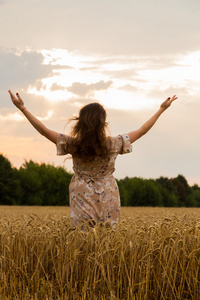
top-left (0, 206), bottom-right (200, 299)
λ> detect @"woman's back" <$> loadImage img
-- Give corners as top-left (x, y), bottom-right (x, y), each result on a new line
top-left (57, 133), bottom-right (132, 177)
top-left (57, 133), bottom-right (132, 227)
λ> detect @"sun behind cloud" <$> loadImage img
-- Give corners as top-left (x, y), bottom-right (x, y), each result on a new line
top-left (25, 49), bottom-right (200, 113)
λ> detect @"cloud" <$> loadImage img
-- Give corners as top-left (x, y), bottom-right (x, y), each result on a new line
top-left (2, 89), bottom-right (200, 185)
top-left (103, 69), bottom-right (139, 80)
top-left (67, 80), bottom-right (113, 97)
top-left (50, 83), bottom-right (66, 91)
top-left (4, 91), bottom-right (52, 117)
top-left (0, 49), bottom-right (52, 90)
top-left (82, 55), bottom-right (179, 82)
top-left (0, 49), bottom-right (53, 109)
top-left (1, 0), bottom-right (200, 56)
top-left (142, 56), bottom-right (180, 70)
top-left (1, 1), bottom-right (200, 185)
top-left (118, 84), bottom-right (139, 92)
top-left (147, 86), bottom-right (190, 100)
top-left (0, 112), bottom-right (24, 121)
top-left (90, 55), bottom-right (178, 70)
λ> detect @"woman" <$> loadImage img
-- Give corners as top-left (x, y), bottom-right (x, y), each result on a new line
top-left (8, 90), bottom-right (177, 227)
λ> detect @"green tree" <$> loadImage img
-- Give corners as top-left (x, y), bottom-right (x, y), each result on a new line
top-left (0, 154), bottom-right (22, 205)
top-left (18, 160), bottom-right (72, 205)
top-left (119, 177), bottom-right (163, 207)
top-left (1, 153), bottom-right (199, 207)
top-left (156, 177), bottom-right (178, 207)
top-left (117, 177), bottom-right (129, 206)
top-left (185, 187), bottom-right (200, 207)
top-left (171, 175), bottom-right (191, 207)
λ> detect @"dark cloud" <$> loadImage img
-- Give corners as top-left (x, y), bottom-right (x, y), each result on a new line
top-left (0, 49), bottom-right (53, 109)
top-left (0, 49), bottom-right (52, 90)
top-left (67, 80), bottom-right (113, 96)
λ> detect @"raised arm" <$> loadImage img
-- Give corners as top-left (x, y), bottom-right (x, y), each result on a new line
top-left (128, 95), bottom-right (178, 144)
top-left (8, 90), bottom-right (57, 144)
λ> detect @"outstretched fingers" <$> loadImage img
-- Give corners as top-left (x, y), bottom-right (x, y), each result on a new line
top-left (160, 95), bottom-right (178, 110)
top-left (16, 92), bottom-right (22, 101)
top-left (8, 90), bottom-right (16, 103)
top-left (169, 95), bottom-right (178, 103)
top-left (8, 90), bottom-right (24, 110)
top-left (165, 95), bottom-right (178, 106)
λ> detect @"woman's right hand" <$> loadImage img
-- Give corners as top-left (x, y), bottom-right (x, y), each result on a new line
top-left (8, 90), bottom-right (25, 111)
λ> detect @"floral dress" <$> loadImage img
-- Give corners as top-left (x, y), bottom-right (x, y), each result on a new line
top-left (56, 134), bottom-right (132, 227)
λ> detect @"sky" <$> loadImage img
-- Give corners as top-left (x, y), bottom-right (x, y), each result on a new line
top-left (0, 0), bottom-right (200, 186)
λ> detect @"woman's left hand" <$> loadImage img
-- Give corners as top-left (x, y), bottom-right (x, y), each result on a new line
top-left (160, 95), bottom-right (178, 110)
top-left (8, 90), bottom-right (25, 111)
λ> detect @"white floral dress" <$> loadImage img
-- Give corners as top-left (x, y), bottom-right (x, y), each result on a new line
top-left (56, 134), bottom-right (132, 227)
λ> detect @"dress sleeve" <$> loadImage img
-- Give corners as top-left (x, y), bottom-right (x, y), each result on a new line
top-left (118, 134), bottom-right (132, 155)
top-left (56, 133), bottom-right (72, 156)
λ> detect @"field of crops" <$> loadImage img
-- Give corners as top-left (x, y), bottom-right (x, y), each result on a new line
top-left (0, 206), bottom-right (200, 299)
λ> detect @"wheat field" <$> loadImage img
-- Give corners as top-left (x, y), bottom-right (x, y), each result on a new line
top-left (0, 206), bottom-right (200, 300)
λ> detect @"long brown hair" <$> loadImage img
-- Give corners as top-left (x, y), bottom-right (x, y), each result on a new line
top-left (70, 102), bottom-right (109, 161)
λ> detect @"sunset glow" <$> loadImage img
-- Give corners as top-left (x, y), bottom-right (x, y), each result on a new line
top-left (1, 0), bottom-right (200, 185)
top-left (26, 49), bottom-right (200, 111)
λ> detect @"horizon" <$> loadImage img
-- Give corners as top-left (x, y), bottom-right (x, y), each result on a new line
top-left (1, 0), bottom-right (199, 186)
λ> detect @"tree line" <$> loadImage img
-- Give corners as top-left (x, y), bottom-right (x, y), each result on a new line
top-left (1, 154), bottom-right (200, 207)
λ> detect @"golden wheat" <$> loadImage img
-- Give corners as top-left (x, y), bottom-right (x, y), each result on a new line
top-left (0, 206), bottom-right (200, 300)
